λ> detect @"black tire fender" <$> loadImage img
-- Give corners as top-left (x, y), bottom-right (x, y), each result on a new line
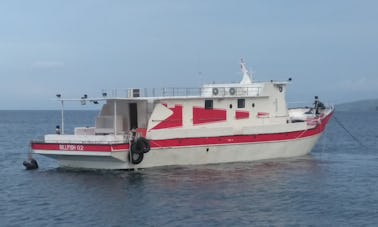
top-left (129, 143), bottom-right (144, 164)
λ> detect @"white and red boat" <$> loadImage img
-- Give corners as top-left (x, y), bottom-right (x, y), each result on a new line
top-left (30, 60), bottom-right (334, 170)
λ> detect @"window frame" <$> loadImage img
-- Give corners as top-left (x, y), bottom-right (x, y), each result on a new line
top-left (237, 99), bottom-right (245, 108)
top-left (205, 99), bottom-right (213, 109)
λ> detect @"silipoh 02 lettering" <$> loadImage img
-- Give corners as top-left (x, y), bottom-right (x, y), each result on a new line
top-left (59, 144), bottom-right (84, 151)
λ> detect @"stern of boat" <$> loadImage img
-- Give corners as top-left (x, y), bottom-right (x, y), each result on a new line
top-left (30, 133), bottom-right (134, 169)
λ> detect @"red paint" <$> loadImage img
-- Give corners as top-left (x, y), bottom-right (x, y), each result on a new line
top-left (152, 105), bottom-right (183, 130)
top-left (235, 111), bottom-right (249, 119)
top-left (136, 128), bottom-right (147, 137)
top-left (257, 112), bottom-right (269, 118)
top-left (31, 143), bottom-right (129, 152)
top-left (193, 107), bottom-right (227, 125)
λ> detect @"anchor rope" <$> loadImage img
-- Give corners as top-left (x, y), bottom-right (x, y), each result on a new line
top-left (333, 115), bottom-right (367, 148)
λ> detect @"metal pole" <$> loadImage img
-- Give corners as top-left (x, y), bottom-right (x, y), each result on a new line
top-left (61, 100), bottom-right (64, 135)
top-left (114, 100), bottom-right (117, 135)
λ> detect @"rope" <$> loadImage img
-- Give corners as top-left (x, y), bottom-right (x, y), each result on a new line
top-left (333, 115), bottom-right (367, 148)
top-left (295, 127), bottom-right (308, 139)
top-left (319, 127), bottom-right (328, 159)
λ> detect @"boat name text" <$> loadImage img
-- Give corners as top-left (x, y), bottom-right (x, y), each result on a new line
top-left (59, 144), bottom-right (84, 151)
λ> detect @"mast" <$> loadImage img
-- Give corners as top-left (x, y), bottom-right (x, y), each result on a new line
top-left (240, 58), bottom-right (253, 84)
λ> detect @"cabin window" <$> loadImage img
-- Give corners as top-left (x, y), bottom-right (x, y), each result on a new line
top-left (238, 99), bottom-right (245, 108)
top-left (205, 100), bottom-right (213, 109)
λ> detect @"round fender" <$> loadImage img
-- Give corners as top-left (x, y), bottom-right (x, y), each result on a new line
top-left (129, 143), bottom-right (144, 164)
top-left (229, 87), bottom-right (236, 95)
top-left (23, 158), bottom-right (38, 170)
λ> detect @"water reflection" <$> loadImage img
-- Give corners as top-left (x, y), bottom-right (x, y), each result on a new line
top-left (37, 155), bottom-right (325, 191)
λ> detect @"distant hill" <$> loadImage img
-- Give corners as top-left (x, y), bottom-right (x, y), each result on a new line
top-left (336, 99), bottom-right (378, 112)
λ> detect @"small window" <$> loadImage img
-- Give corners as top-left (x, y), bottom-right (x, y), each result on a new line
top-left (252, 103), bottom-right (255, 108)
top-left (229, 104), bottom-right (233, 109)
top-left (237, 99), bottom-right (245, 108)
top-left (205, 100), bottom-right (213, 109)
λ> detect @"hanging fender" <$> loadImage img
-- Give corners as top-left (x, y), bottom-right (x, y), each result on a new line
top-left (129, 137), bottom-right (150, 164)
top-left (23, 158), bottom-right (39, 170)
top-left (129, 144), bottom-right (144, 164)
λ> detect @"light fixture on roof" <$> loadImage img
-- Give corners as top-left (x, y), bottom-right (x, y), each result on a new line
top-left (102, 92), bottom-right (107, 97)
top-left (56, 94), bottom-right (61, 98)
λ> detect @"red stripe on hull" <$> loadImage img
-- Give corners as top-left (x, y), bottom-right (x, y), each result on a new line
top-left (31, 143), bottom-right (129, 152)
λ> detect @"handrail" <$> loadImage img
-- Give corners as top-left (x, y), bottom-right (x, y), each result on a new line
top-left (101, 86), bottom-right (263, 98)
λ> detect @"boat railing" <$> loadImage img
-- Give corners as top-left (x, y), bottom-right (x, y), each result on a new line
top-left (101, 86), bottom-right (263, 98)
top-left (102, 87), bottom-right (201, 98)
top-left (42, 134), bottom-right (128, 144)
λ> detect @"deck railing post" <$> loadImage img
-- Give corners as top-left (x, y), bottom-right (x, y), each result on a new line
top-left (114, 100), bottom-right (117, 135)
top-left (61, 100), bottom-right (64, 135)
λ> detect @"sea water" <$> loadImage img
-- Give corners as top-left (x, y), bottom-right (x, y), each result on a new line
top-left (1, 110), bottom-right (378, 226)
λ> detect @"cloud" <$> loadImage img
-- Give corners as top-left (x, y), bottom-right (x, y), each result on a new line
top-left (31, 60), bottom-right (65, 69)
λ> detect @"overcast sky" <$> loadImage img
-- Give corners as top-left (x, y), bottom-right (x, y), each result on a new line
top-left (1, 0), bottom-right (377, 109)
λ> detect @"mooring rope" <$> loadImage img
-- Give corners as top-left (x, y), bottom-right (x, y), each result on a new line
top-left (333, 115), bottom-right (367, 148)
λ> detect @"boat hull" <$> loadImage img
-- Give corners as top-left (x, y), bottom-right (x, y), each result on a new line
top-left (32, 133), bottom-right (321, 169)
top-left (135, 133), bottom-right (321, 169)
top-left (31, 108), bottom-right (333, 170)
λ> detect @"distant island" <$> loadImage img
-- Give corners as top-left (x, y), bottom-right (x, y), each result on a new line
top-left (336, 99), bottom-right (378, 112)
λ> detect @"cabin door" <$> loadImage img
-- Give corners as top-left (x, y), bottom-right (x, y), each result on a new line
top-left (129, 103), bottom-right (138, 129)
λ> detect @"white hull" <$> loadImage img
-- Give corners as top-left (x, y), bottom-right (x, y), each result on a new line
top-left (35, 134), bottom-right (321, 169)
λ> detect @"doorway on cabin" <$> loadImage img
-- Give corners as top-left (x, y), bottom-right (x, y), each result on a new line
top-left (129, 103), bottom-right (138, 129)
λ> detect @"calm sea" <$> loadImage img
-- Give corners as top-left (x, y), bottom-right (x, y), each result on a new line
top-left (1, 110), bottom-right (378, 226)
